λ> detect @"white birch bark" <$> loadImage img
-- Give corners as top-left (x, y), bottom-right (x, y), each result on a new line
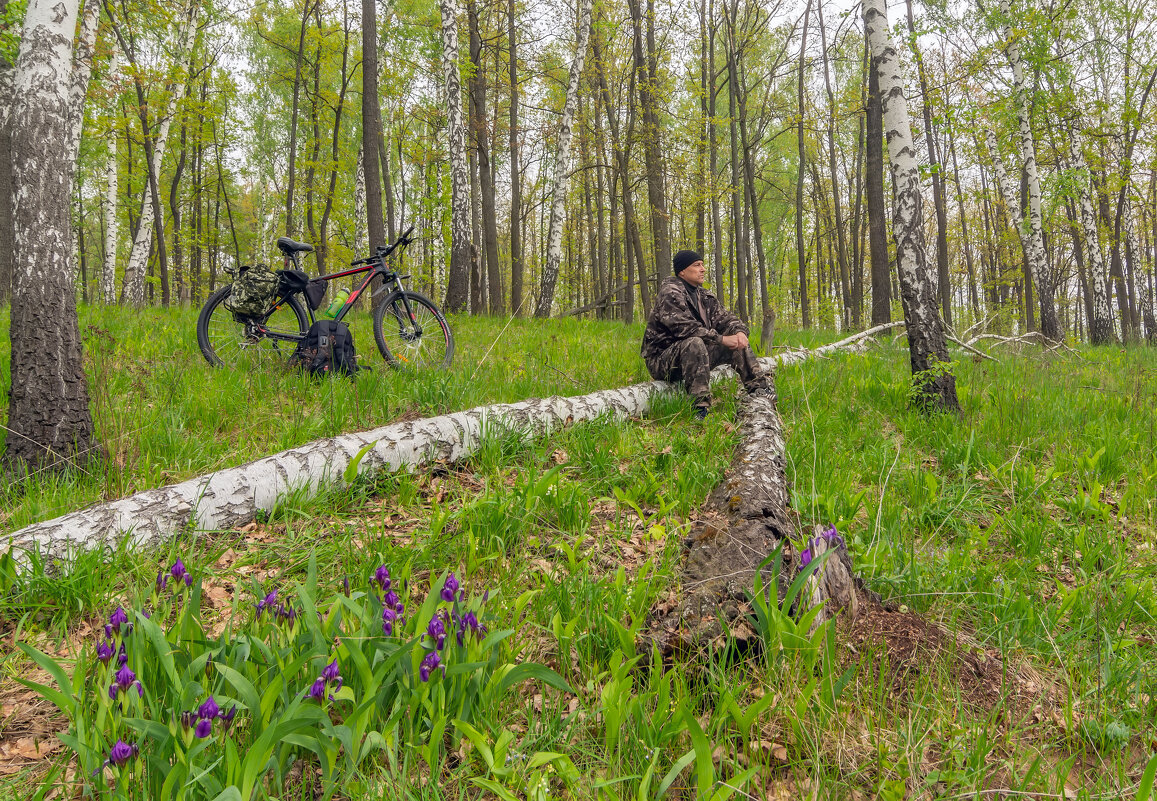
top-left (533, 0), bottom-right (594, 319)
top-left (1068, 140), bottom-right (1116, 344)
top-left (67, 0), bottom-right (101, 164)
top-left (1124, 194), bottom-right (1155, 343)
top-left (101, 51), bottom-right (120, 304)
top-left (119, 5), bottom-right (199, 307)
top-left (862, 0), bottom-right (958, 411)
top-left (439, 0), bottom-right (471, 313)
top-left (6, 0), bottom-right (98, 467)
top-left (3, 327), bottom-right (901, 561)
top-left (354, 144), bottom-right (367, 255)
top-left (996, 0), bottom-right (1058, 339)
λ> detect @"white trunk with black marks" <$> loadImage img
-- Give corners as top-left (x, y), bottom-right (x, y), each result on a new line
top-left (120, 6), bottom-right (198, 306)
top-left (863, 0), bottom-right (958, 411)
top-left (6, 0), bottom-right (97, 469)
top-left (986, 129), bottom-right (1038, 290)
top-left (354, 145), bottom-right (367, 255)
top-left (1070, 141), bottom-right (1116, 344)
top-left (997, 0), bottom-right (1057, 339)
top-left (533, 0), bottom-right (594, 319)
top-left (5, 329), bottom-right (899, 560)
top-left (440, 0), bottom-right (471, 313)
top-left (1125, 195), bottom-right (1156, 342)
top-left (101, 52), bottom-right (120, 304)
top-left (67, 0), bottom-right (100, 163)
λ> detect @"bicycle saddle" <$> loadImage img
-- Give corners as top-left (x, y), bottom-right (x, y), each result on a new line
top-left (277, 237), bottom-right (314, 254)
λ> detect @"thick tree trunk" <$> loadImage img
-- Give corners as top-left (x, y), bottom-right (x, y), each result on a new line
top-left (5, 0), bottom-right (97, 472)
top-left (508, 0), bottom-right (523, 315)
top-left (361, 0), bottom-right (387, 253)
top-left (440, 0), bottom-right (471, 313)
top-left (0, 14), bottom-right (14, 307)
top-left (7, 325), bottom-right (900, 560)
top-left (533, 0), bottom-right (593, 318)
top-left (866, 40), bottom-right (889, 326)
top-left (864, 0), bottom-right (958, 412)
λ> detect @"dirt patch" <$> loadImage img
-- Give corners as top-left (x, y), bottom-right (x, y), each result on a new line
top-left (839, 590), bottom-right (1044, 716)
top-left (0, 673), bottom-right (67, 778)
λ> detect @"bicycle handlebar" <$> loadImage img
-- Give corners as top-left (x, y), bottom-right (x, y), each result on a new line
top-left (350, 226), bottom-right (417, 267)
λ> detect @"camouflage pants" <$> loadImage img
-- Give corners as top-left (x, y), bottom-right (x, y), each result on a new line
top-left (645, 336), bottom-right (764, 406)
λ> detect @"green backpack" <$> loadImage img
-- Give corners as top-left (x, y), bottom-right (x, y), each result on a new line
top-left (224, 264), bottom-right (279, 317)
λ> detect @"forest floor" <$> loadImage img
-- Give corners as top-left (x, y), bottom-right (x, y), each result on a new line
top-left (1, 306), bottom-right (1156, 799)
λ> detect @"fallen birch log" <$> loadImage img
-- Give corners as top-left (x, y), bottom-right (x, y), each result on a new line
top-left (6, 323), bottom-right (904, 562)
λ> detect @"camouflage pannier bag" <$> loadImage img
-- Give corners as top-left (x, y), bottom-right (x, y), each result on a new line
top-left (224, 264), bottom-right (279, 316)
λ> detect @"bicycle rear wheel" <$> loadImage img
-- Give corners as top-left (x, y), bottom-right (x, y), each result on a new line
top-left (372, 291), bottom-right (454, 370)
top-left (197, 285), bottom-right (310, 368)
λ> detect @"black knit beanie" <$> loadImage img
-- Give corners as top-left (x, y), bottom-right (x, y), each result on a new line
top-left (673, 249), bottom-right (702, 274)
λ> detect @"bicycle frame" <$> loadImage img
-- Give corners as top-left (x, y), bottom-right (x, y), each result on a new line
top-left (248, 234), bottom-right (418, 345)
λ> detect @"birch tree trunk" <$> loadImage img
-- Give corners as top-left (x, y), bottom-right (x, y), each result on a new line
top-left (67, 0), bottom-right (100, 164)
top-left (7, 325), bottom-right (900, 561)
top-left (866, 38), bottom-right (890, 326)
top-left (117, 5), bottom-right (198, 307)
top-left (1123, 194), bottom-right (1153, 343)
top-left (863, 0), bottom-right (958, 412)
top-left (996, 0), bottom-right (1058, 340)
top-left (440, 0), bottom-right (471, 314)
top-left (533, 0), bottom-right (593, 318)
top-left (101, 49), bottom-right (121, 305)
top-left (1069, 140), bottom-right (1116, 345)
top-left (4, 0), bottom-right (97, 472)
top-left (0, 5), bottom-right (14, 307)
top-left (360, 0), bottom-right (386, 257)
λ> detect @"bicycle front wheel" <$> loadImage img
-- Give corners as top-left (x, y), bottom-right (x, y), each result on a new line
top-left (197, 285), bottom-right (310, 368)
top-left (372, 291), bottom-right (454, 370)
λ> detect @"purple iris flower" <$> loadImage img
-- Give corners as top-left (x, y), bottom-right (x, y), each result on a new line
top-left (419, 651), bottom-right (441, 682)
top-left (427, 616), bottom-right (446, 650)
top-left (197, 696), bottom-right (220, 720)
top-left (382, 607), bottom-right (399, 636)
top-left (96, 640), bottom-right (114, 665)
top-left (221, 706), bottom-right (238, 731)
top-left (799, 548), bottom-right (813, 568)
top-left (274, 603), bottom-right (297, 624)
top-left (105, 607), bottom-right (129, 638)
top-left (109, 663), bottom-right (143, 699)
top-left (453, 610), bottom-right (486, 646)
top-left (441, 573), bottom-right (460, 603)
top-left (383, 590), bottom-right (403, 613)
top-left (306, 677), bottom-right (327, 702)
top-left (373, 566), bottom-right (391, 593)
top-left (117, 644), bottom-right (128, 666)
top-left (256, 590), bottom-right (278, 617)
top-left (156, 571), bottom-right (168, 592)
top-left (180, 710), bottom-right (197, 730)
top-left (194, 718), bottom-right (213, 738)
top-left (108, 740), bottom-right (138, 767)
top-left (168, 558), bottom-right (193, 587)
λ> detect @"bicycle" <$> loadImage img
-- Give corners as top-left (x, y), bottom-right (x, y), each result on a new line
top-left (196, 226), bottom-right (454, 371)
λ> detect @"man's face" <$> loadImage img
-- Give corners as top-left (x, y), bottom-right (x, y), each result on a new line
top-left (679, 260), bottom-right (707, 288)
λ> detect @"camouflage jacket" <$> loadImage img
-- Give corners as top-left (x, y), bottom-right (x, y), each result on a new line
top-left (641, 276), bottom-right (748, 365)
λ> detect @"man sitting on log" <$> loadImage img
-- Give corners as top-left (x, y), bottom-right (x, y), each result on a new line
top-left (642, 249), bottom-right (771, 420)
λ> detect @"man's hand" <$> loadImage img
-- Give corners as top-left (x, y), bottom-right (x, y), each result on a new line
top-left (721, 332), bottom-right (749, 351)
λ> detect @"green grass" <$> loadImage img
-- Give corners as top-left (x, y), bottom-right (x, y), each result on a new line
top-left (2, 305), bottom-right (1157, 798)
